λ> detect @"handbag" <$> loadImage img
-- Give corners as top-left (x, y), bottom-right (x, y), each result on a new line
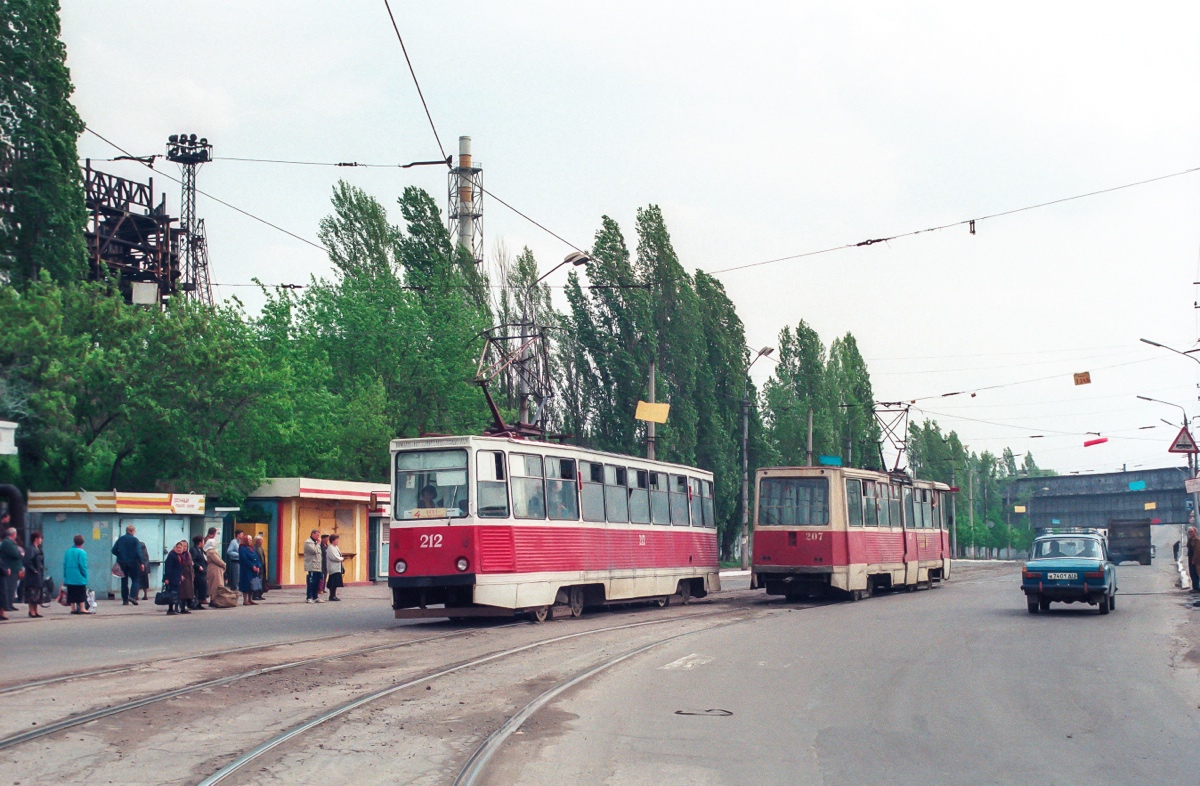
top-left (57, 586), bottom-right (69, 606)
top-left (111, 562), bottom-right (124, 578)
top-left (154, 588), bottom-right (178, 606)
top-left (250, 576), bottom-right (263, 592)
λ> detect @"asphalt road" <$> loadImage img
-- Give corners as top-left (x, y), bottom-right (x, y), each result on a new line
top-left (487, 553), bottom-right (1200, 784)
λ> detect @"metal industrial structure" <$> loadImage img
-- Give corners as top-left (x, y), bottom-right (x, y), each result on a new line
top-left (82, 160), bottom-right (181, 301)
top-left (1007, 467), bottom-right (1190, 530)
top-left (448, 135), bottom-right (483, 265)
top-left (165, 133), bottom-right (214, 305)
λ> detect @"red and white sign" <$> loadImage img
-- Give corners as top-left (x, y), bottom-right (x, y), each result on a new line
top-left (1168, 427), bottom-right (1200, 454)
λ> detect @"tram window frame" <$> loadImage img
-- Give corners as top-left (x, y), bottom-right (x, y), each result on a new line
top-left (649, 472), bottom-right (671, 525)
top-left (863, 481), bottom-right (878, 527)
top-left (931, 491), bottom-right (943, 530)
top-left (888, 486), bottom-right (901, 529)
top-left (922, 489), bottom-right (933, 529)
top-left (904, 487), bottom-right (915, 529)
top-left (877, 483), bottom-right (891, 528)
top-left (545, 456), bottom-right (580, 521)
top-left (701, 479), bottom-right (715, 528)
top-left (669, 474), bottom-right (690, 526)
top-left (604, 465), bottom-right (629, 523)
top-left (689, 478), bottom-right (705, 528)
top-left (580, 460), bottom-right (606, 523)
top-left (476, 450), bottom-right (509, 519)
top-left (628, 469), bottom-right (651, 524)
top-left (845, 479), bottom-right (863, 527)
top-left (509, 453), bottom-right (546, 520)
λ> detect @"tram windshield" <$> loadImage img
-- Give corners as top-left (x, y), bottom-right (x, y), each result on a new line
top-left (759, 477), bottom-right (829, 526)
top-left (395, 449), bottom-right (469, 520)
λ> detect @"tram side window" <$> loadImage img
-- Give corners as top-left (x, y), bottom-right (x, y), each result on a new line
top-left (629, 469), bottom-right (651, 524)
top-left (932, 492), bottom-right (943, 530)
top-left (889, 486), bottom-right (901, 529)
top-left (759, 477), bottom-right (829, 526)
top-left (546, 457), bottom-right (580, 521)
top-left (845, 479), bottom-right (863, 526)
top-left (863, 481), bottom-right (878, 527)
top-left (904, 487), bottom-right (915, 529)
top-left (688, 478), bottom-right (704, 527)
top-left (669, 475), bottom-right (690, 526)
top-left (877, 483), bottom-right (891, 528)
top-left (922, 490), bottom-right (933, 528)
top-left (701, 480), bottom-right (715, 528)
top-left (649, 472), bottom-right (671, 525)
top-left (605, 465), bottom-right (629, 523)
top-left (476, 450), bottom-right (509, 518)
top-left (510, 454), bottom-right (546, 519)
top-left (580, 461), bottom-right (606, 522)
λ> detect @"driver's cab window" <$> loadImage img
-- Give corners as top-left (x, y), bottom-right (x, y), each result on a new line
top-left (395, 449), bottom-right (469, 520)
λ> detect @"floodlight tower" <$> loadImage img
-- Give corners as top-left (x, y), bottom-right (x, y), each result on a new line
top-left (448, 136), bottom-right (483, 264)
top-left (166, 133), bottom-right (214, 305)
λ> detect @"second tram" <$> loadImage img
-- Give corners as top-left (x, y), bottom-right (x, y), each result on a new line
top-left (752, 465), bottom-right (952, 600)
top-left (388, 435), bottom-right (721, 620)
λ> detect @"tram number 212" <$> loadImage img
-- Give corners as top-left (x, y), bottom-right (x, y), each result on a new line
top-left (419, 533), bottom-right (443, 549)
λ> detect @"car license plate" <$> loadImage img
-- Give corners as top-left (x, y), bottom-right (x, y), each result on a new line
top-left (1047, 572), bottom-right (1078, 580)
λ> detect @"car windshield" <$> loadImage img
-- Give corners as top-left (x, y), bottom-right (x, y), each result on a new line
top-left (1033, 538), bottom-right (1101, 560)
top-left (395, 449), bottom-right (469, 520)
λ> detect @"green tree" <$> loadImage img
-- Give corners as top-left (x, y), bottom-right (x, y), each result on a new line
top-left (762, 321), bottom-right (834, 465)
top-left (0, 0), bottom-right (87, 285)
top-left (826, 333), bottom-right (881, 469)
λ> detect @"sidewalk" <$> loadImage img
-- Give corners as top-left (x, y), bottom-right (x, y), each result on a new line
top-left (2, 583), bottom-right (393, 626)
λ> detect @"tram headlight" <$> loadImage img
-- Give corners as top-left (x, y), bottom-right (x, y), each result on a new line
top-left (393, 559), bottom-right (407, 574)
top-left (456, 557), bottom-right (469, 572)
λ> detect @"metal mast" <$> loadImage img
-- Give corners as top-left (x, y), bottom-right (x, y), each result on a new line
top-left (448, 135), bottom-right (483, 264)
top-left (165, 133), bottom-right (214, 305)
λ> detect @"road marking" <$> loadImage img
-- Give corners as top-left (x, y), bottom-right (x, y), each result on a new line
top-left (659, 653), bottom-right (714, 670)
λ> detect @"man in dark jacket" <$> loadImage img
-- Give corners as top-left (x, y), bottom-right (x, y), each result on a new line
top-left (0, 526), bottom-right (22, 612)
top-left (111, 525), bottom-right (144, 605)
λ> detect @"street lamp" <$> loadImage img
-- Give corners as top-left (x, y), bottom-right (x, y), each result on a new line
top-left (1136, 389), bottom-right (1199, 589)
top-left (1140, 338), bottom-right (1200, 367)
top-left (740, 346), bottom-right (775, 570)
top-left (533, 251), bottom-right (589, 287)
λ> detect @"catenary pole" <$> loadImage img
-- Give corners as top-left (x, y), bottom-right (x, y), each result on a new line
top-left (646, 360), bottom-right (656, 461)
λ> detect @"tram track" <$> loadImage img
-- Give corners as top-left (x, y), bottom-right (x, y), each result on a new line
top-left (193, 605), bottom-right (762, 786)
top-left (0, 623), bottom-right (521, 752)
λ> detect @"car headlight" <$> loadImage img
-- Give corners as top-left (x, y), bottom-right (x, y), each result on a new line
top-left (456, 557), bottom-right (469, 572)
top-left (393, 559), bottom-right (407, 574)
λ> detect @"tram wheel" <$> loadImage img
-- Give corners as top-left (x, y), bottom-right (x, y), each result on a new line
top-left (568, 587), bottom-right (584, 618)
top-left (654, 596), bottom-right (669, 608)
top-left (530, 606), bottom-right (550, 623)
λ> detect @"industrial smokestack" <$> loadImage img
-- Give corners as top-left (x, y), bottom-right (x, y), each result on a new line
top-left (457, 136), bottom-right (474, 255)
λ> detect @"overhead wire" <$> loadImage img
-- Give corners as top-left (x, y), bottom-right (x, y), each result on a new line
top-left (381, 0), bottom-right (447, 162)
top-left (707, 164), bottom-right (1200, 275)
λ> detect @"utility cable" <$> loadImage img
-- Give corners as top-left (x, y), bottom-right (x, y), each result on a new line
top-left (382, 0), bottom-right (447, 162)
top-left (708, 164), bottom-right (1200, 275)
top-left (84, 127), bottom-right (326, 253)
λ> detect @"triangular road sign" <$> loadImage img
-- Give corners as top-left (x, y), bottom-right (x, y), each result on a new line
top-left (1168, 426), bottom-right (1200, 454)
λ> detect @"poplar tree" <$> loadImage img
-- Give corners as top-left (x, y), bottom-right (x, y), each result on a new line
top-left (0, 0), bottom-right (87, 285)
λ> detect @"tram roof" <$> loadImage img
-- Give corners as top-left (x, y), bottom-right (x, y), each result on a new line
top-left (756, 464), bottom-right (952, 491)
top-left (390, 434), bottom-right (713, 478)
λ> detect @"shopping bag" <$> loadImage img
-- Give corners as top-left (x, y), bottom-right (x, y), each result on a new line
top-left (86, 589), bottom-right (97, 612)
top-left (111, 562), bottom-right (124, 578)
top-left (57, 586), bottom-right (68, 606)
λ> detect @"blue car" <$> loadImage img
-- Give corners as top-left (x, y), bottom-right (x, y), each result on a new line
top-left (1021, 532), bottom-right (1117, 615)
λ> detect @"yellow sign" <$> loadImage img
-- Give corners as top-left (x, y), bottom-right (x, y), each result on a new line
top-left (410, 507), bottom-right (449, 519)
top-left (635, 401), bottom-right (671, 424)
top-left (92, 525), bottom-right (101, 541)
top-left (1073, 371), bottom-right (1091, 385)
top-left (1144, 501), bottom-right (1157, 510)
top-left (1014, 505), bottom-right (1026, 513)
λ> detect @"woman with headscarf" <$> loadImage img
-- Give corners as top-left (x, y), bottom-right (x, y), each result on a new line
top-left (203, 534), bottom-right (226, 605)
top-left (189, 535), bottom-right (208, 609)
top-left (22, 531), bottom-right (46, 618)
top-left (178, 540), bottom-right (195, 612)
top-left (163, 540), bottom-right (189, 615)
top-left (63, 534), bottom-right (89, 615)
top-left (252, 534), bottom-right (267, 600)
top-left (238, 533), bottom-right (262, 606)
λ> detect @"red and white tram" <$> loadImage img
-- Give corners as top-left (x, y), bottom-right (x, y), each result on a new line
top-left (387, 435), bottom-right (721, 620)
top-left (752, 465), bottom-right (952, 600)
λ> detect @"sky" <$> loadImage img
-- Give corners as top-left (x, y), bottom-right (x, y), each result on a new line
top-left (62, 1), bottom-right (1200, 475)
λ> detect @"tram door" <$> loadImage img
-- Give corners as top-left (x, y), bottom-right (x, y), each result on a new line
top-left (902, 488), bottom-right (919, 585)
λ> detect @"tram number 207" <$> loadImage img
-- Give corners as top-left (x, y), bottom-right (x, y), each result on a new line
top-left (805, 532), bottom-right (823, 541)
top-left (419, 533), bottom-right (443, 549)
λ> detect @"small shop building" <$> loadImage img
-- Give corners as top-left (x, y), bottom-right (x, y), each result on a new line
top-left (243, 478), bottom-right (390, 588)
top-left (27, 491), bottom-right (210, 598)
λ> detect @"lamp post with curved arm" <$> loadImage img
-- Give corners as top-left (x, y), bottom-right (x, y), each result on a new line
top-left (741, 346), bottom-right (775, 570)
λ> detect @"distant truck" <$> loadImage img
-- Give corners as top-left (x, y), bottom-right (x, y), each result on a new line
top-left (1106, 518), bottom-right (1152, 566)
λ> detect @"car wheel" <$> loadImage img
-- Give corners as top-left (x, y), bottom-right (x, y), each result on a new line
top-left (1098, 596), bottom-right (1110, 615)
top-left (1027, 596), bottom-right (1039, 614)
top-left (1109, 593), bottom-right (1116, 611)
top-left (1039, 598), bottom-right (1050, 612)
